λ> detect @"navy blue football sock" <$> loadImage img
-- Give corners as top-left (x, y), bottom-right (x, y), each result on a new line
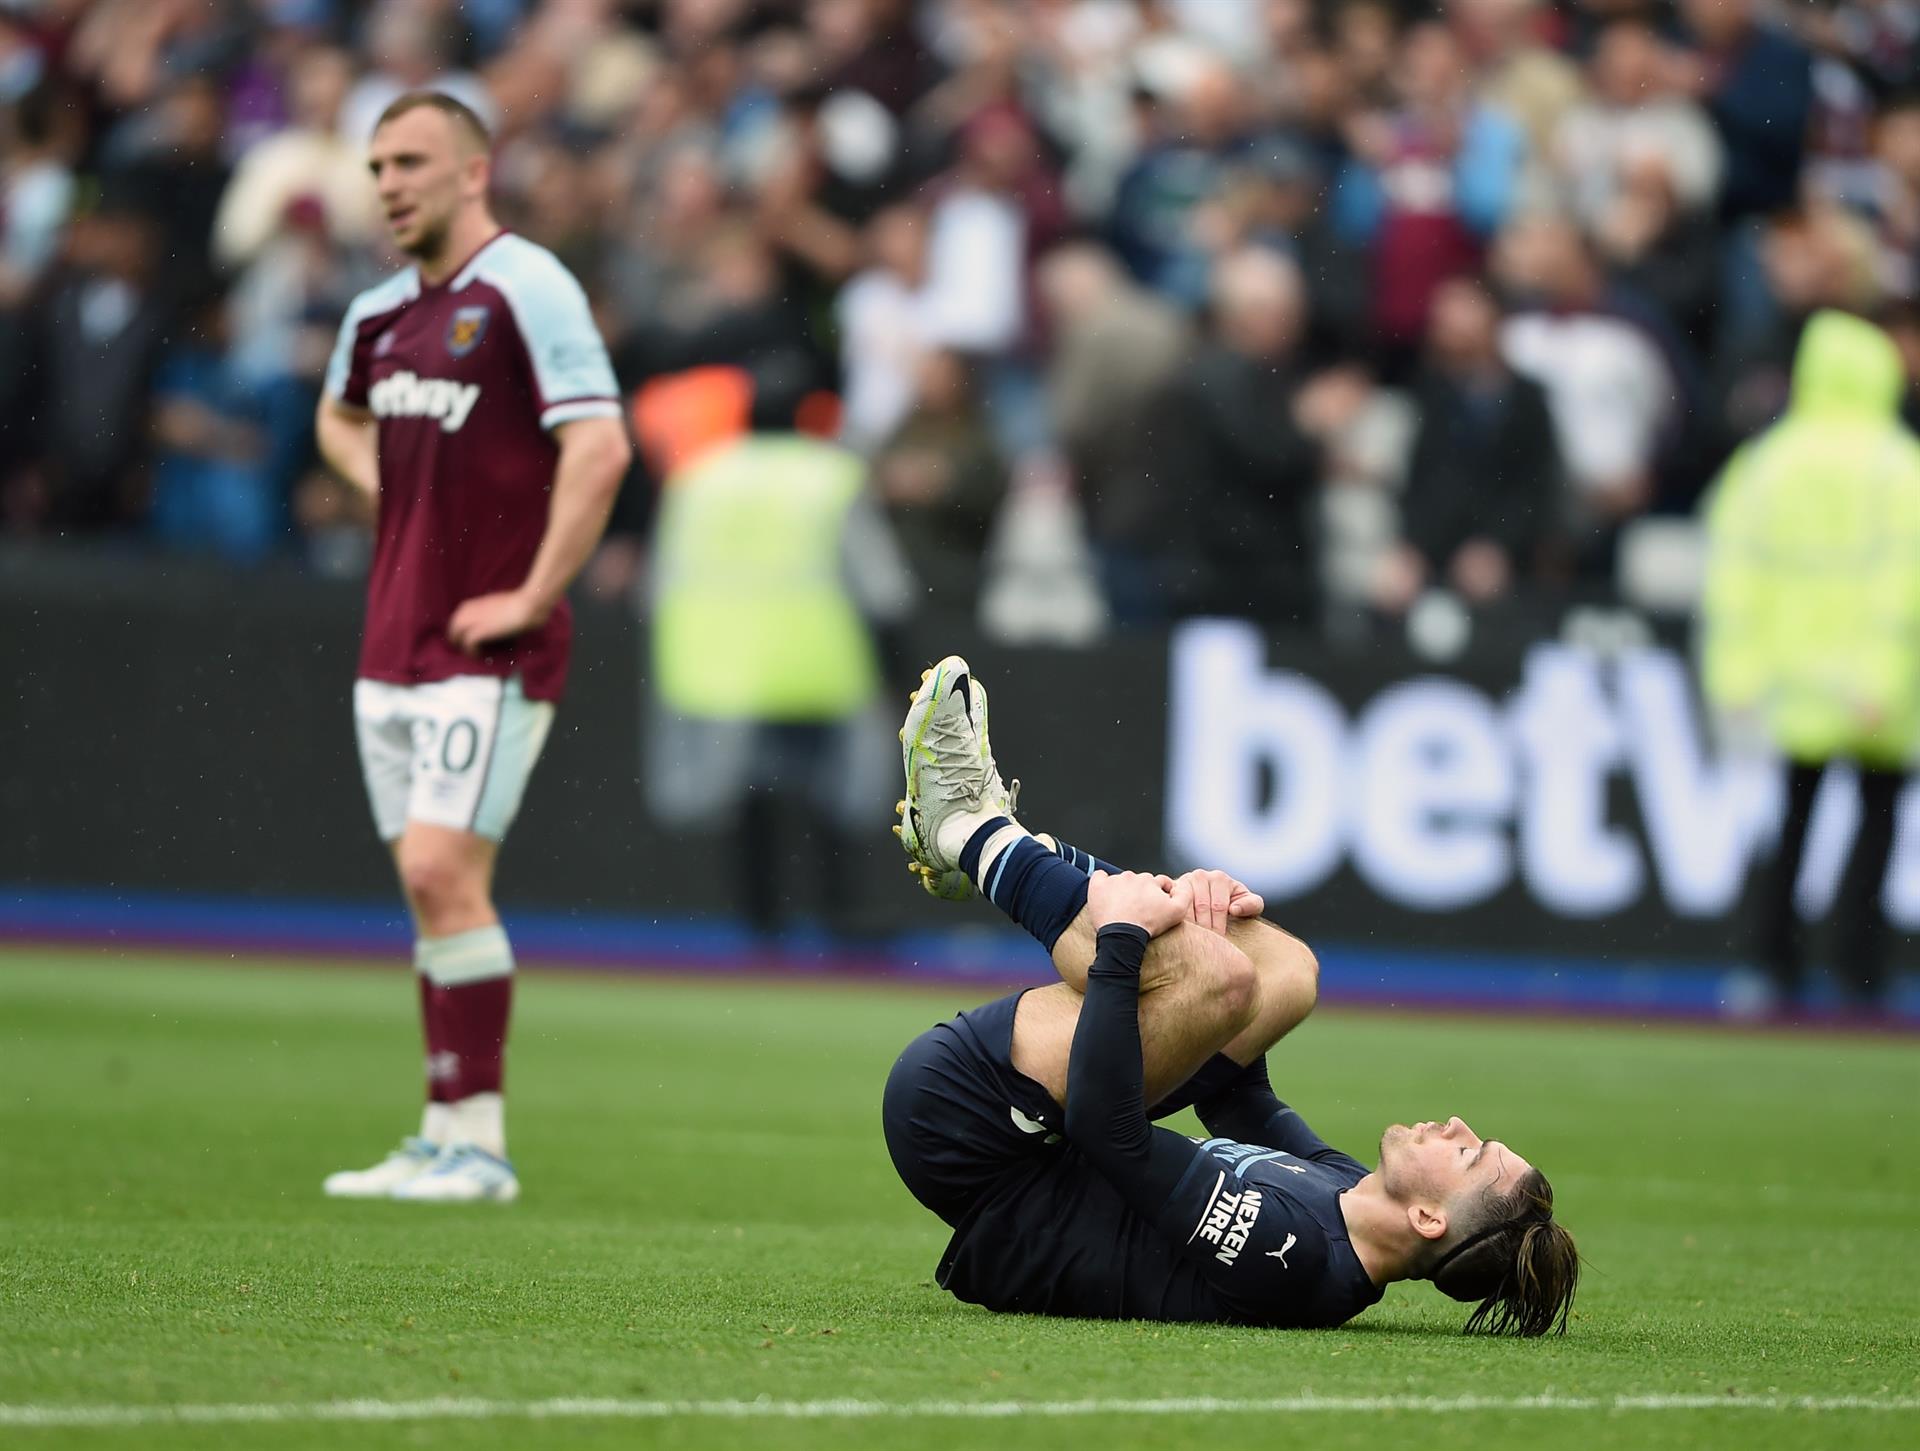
top-left (960, 818), bottom-right (1089, 953)
top-left (1146, 1052), bottom-right (1250, 1122)
top-left (1045, 836), bottom-right (1125, 877)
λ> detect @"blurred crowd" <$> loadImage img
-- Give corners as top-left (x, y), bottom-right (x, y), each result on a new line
top-left (7, 0), bottom-right (1920, 632)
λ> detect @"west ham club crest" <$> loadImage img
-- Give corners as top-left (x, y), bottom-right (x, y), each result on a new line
top-left (446, 305), bottom-right (490, 357)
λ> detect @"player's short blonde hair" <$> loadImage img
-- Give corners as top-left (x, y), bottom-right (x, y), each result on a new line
top-left (374, 91), bottom-right (492, 153)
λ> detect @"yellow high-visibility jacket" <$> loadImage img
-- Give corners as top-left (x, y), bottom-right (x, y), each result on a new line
top-left (1700, 309), bottom-right (1920, 766)
top-left (652, 434), bottom-right (881, 722)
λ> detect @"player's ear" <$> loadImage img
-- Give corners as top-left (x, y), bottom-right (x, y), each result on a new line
top-left (1408, 1202), bottom-right (1448, 1243)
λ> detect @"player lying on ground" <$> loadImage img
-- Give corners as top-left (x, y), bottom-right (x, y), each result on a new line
top-left (884, 656), bottom-right (1579, 1335)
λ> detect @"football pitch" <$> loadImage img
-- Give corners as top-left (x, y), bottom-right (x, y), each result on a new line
top-left (2, 950), bottom-right (1916, 1451)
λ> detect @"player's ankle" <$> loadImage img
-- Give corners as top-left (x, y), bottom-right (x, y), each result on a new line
top-left (937, 807), bottom-right (1014, 869)
top-left (420, 1100), bottom-right (455, 1147)
top-left (952, 814), bottom-right (1031, 882)
top-left (446, 1091), bottom-right (506, 1159)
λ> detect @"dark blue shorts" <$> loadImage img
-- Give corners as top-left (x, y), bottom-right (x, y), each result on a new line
top-left (881, 990), bottom-right (1065, 1227)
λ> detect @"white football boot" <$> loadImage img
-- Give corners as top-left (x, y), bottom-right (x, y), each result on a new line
top-left (322, 1137), bottom-right (440, 1198)
top-left (894, 655), bottom-right (1019, 900)
top-left (388, 1142), bottom-right (521, 1204)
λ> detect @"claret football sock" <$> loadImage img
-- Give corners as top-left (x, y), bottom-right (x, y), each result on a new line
top-left (415, 926), bottom-right (515, 1154)
top-left (960, 818), bottom-right (1090, 953)
top-left (1035, 834), bottom-right (1124, 878)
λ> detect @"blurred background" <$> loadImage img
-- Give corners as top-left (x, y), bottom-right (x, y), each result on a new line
top-left (3, 0), bottom-right (1918, 1023)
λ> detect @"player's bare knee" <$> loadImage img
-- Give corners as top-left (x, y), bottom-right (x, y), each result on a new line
top-left (1214, 949), bottom-right (1258, 1027)
top-left (1231, 919), bottom-right (1319, 1025)
top-left (397, 848), bottom-right (480, 927)
top-left (1285, 937), bottom-right (1320, 1015)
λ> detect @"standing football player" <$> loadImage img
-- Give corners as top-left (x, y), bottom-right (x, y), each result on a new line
top-left (314, 92), bottom-right (631, 1202)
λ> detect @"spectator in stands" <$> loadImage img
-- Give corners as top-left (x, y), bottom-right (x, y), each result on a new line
top-left (214, 45), bottom-right (380, 272)
top-left (338, 0), bottom-right (496, 145)
top-left (149, 286), bottom-right (274, 564)
top-left (625, 221), bottom-right (823, 395)
top-left (1591, 148), bottom-right (1724, 350)
top-left (1331, 0), bottom-right (1400, 112)
top-left (837, 202), bottom-right (933, 455)
top-left (872, 348), bottom-right (1006, 609)
top-left (812, 0), bottom-right (942, 116)
top-left (1859, 91), bottom-right (1920, 302)
top-left (67, 0), bottom-right (243, 115)
top-left (0, 82), bottom-right (77, 307)
top-left (920, 103), bottom-right (1067, 456)
top-left (604, 140), bottom-right (728, 357)
top-left (1038, 242), bottom-right (1192, 623)
top-left (919, 104), bottom-right (1065, 360)
top-left (1671, 0), bottom-right (1814, 346)
top-left (1377, 277), bottom-right (1560, 613)
top-left (1555, 20), bottom-right (1724, 238)
top-left (25, 202), bottom-right (175, 532)
top-left (1494, 211), bottom-right (1681, 571)
top-left (0, 80), bottom-right (75, 493)
top-left (1149, 246), bottom-right (1368, 624)
top-left (752, 78), bottom-right (907, 293)
top-left (497, 130), bottom-right (606, 285)
top-left (1448, 0), bottom-right (1587, 165)
top-left (227, 194), bottom-right (369, 527)
top-left (1674, 0), bottom-right (1813, 225)
top-left (1700, 310), bottom-right (1920, 1016)
top-left (1108, 56), bottom-right (1257, 307)
top-left (1332, 20), bottom-right (1529, 363)
top-left (1551, 26), bottom-right (1735, 351)
top-left (1191, 135), bottom-right (1370, 364)
top-left (104, 72), bottom-right (231, 304)
top-left (1714, 204), bottom-right (1885, 444)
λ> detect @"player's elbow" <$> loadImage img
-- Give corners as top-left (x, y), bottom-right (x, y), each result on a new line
top-left (596, 426), bottom-right (634, 481)
top-left (565, 418), bottom-right (632, 490)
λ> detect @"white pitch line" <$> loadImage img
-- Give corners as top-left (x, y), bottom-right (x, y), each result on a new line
top-left (2, 1394), bottom-right (1918, 1428)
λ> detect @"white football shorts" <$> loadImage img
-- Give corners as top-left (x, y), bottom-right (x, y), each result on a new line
top-left (353, 675), bottom-right (556, 843)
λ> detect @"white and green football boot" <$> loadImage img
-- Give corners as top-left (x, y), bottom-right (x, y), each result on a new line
top-left (894, 655), bottom-right (1019, 900)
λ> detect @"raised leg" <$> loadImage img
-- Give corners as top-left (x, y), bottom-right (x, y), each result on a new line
top-left (1050, 905), bottom-right (1319, 1065)
top-left (1012, 918), bottom-right (1258, 1107)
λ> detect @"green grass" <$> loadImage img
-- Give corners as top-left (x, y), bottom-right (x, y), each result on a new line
top-left (1, 949), bottom-right (1916, 1451)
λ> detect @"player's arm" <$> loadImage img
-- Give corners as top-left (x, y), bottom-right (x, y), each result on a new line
top-left (1194, 1057), bottom-right (1369, 1177)
top-left (1062, 872), bottom-right (1226, 1205)
top-left (1064, 879), bottom-right (1337, 1305)
top-left (314, 396), bottom-right (379, 501)
top-left (318, 286), bottom-right (392, 503)
top-left (447, 415), bottom-right (631, 653)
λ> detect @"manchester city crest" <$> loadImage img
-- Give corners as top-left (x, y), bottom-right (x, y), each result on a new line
top-left (446, 305), bottom-right (489, 357)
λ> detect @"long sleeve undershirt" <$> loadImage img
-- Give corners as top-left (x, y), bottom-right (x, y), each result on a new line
top-left (1064, 925), bottom-right (1367, 1197)
top-left (1062, 924), bottom-right (1207, 1211)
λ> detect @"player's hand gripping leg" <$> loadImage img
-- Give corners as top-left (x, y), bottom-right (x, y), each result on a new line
top-left (1044, 867), bottom-right (1318, 1065)
top-left (1011, 916), bottom-right (1258, 1109)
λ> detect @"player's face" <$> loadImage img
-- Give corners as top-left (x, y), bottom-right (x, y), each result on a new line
top-left (1378, 1116), bottom-right (1533, 1207)
top-left (368, 108), bottom-right (482, 260)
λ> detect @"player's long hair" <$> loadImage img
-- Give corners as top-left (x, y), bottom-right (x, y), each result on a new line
top-left (1428, 1168), bottom-right (1579, 1337)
